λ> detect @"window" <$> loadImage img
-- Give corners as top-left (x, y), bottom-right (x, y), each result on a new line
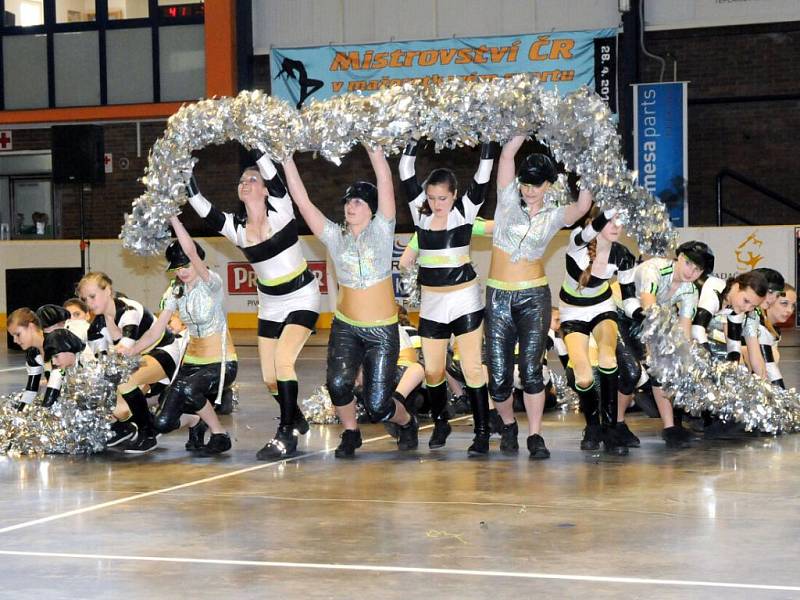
top-left (5, 0), bottom-right (45, 27)
top-left (55, 0), bottom-right (96, 23)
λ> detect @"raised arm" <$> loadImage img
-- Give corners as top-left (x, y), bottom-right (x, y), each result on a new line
top-left (573, 208), bottom-right (615, 247)
top-left (398, 142), bottom-right (422, 204)
top-left (461, 142), bottom-right (498, 211)
top-left (184, 176), bottom-right (238, 243)
top-left (282, 155), bottom-right (328, 238)
top-left (169, 215), bottom-right (210, 282)
top-left (498, 135), bottom-right (525, 189)
top-left (563, 188), bottom-right (593, 228)
top-left (365, 144), bottom-right (395, 221)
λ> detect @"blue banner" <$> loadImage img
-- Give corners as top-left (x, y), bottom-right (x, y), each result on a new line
top-left (271, 29), bottom-right (616, 108)
top-left (633, 82), bottom-right (688, 227)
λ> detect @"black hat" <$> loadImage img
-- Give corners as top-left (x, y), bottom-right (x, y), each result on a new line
top-left (36, 304), bottom-right (71, 329)
top-left (751, 267), bottom-right (785, 293)
top-left (165, 239), bottom-right (205, 271)
top-left (341, 181), bottom-right (378, 215)
top-left (517, 154), bottom-right (557, 186)
top-left (676, 240), bottom-right (715, 275)
top-left (43, 328), bottom-right (86, 362)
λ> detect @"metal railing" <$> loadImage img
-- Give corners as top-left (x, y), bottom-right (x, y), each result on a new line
top-left (716, 168), bottom-right (800, 226)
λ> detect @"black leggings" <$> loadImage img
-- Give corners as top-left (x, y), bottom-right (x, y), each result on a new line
top-left (326, 318), bottom-right (399, 422)
top-left (485, 285), bottom-right (550, 401)
top-left (155, 361), bottom-right (238, 434)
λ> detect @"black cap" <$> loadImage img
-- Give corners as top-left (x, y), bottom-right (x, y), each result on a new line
top-left (676, 240), bottom-right (715, 275)
top-left (36, 304), bottom-right (71, 329)
top-left (43, 328), bottom-right (85, 362)
top-left (751, 267), bottom-right (785, 293)
top-left (517, 153), bottom-right (557, 186)
top-left (341, 181), bottom-right (378, 215)
top-left (165, 239), bottom-right (205, 271)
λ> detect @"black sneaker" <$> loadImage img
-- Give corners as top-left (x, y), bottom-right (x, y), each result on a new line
top-left (602, 426), bottom-right (629, 456)
top-left (527, 434), bottom-right (551, 460)
top-left (615, 422), bottom-right (640, 447)
top-left (580, 424), bottom-right (603, 451)
top-left (124, 432), bottom-right (158, 455)
top-left (107, 420), bottom-right (137, 448)
top-left (467, 433), bottom-right (490, 457)
top-left (201, 433), bottom-right (232, 455)
top-left (662, 426), bottom-right (691, 449)
top-left (428, 418), bottom-right (452, 449)
top-left (334, 429), bottom-right (362, 458)
top-left (499, 421), bottom-right (519, 455)
top-left (256, 432), bottom-right (298, 460)
top-left (185, 420), bottom-right (208, 451)
top-left (397, 415), bottom-right (419, 451)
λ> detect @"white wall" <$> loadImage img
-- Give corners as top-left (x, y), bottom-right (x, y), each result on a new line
top-left (643, 0), bottom-right (800, 31)
top-left (252, 0), bottom-right (800, 54)
top-left (252, 0), bottom-right (622, 54)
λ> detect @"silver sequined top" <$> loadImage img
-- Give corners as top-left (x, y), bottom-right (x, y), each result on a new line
top-left (162, 271), bottom-right (227, 338)
top-left (634, 257), bottom-right (698, 320)
top-left (493, 181), bottom-right (567, 262)
top-left (319, 211), bottom-right (395, 289)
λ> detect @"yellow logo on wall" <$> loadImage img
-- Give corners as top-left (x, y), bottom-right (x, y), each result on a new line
top-left (735, 231), bottom-right (763, 271)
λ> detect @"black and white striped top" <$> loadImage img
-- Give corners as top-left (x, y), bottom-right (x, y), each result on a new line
top-left (86, 295), bottom-right (171, 355)
top-left (691, 276), bottom-right (746, 361)
top-left (399, 143), bottom-right (495, 287)
top-left (186, 156), bottom-right (316, 297)
top-left (559, 210), bottom-right (637, 313)
top-left (743, 308), bottom-right (783, 387)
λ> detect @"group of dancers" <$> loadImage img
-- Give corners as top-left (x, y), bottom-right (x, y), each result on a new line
top-left (5, 135), bottom-right (796, 459)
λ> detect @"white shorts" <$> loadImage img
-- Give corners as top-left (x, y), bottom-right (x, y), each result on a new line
top-left (420, 283), bottom-right (484, 324)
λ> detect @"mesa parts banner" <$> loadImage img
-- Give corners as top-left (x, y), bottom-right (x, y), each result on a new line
top-left (271, 29), bottom-right (616, 109)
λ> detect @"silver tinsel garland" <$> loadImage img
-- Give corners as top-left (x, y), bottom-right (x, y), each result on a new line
top-left (0, 354), bottom-right (138, 456)
top-left (121, 74), bottom-right (674, 256)
top-left (639, 305), bottom-right (800, 433)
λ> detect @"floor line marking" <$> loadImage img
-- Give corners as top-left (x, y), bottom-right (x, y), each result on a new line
top-left (0, 416), bottom-right (472, 535)
top-left (0, 550), bottom-right (797, 592)
top-left (0, 366), bottom-right (25, 373)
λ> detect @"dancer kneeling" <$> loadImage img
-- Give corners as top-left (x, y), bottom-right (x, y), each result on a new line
top-left (119, 216), bottom-right (236, 455)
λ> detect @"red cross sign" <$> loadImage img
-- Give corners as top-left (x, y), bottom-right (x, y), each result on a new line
top-left (0, 130), bottom-right (12, 151)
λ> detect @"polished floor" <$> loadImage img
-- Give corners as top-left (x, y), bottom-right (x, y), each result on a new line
top-left (1, 330), bottom-right (799, 599)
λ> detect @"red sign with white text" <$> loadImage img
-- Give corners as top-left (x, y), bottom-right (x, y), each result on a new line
top-left (227, 261), bottom-right (327, 295)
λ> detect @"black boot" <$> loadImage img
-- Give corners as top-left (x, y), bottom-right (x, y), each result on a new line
top-left (599, 367), bottom-right (628, 456)
top-left (499, 420), bottom-right (519, 455)
top-left (466, 385), bottom-right (490, 456)
top-left (121, 388), bottom-right (157, 453)
top-left (278, 379), bottom-right (309, 436)
top-left (397, 415), bottom-right (419, 451)
top-left (185, 419), bottom-right (208, 451)
top-left (576, 381), bottom-right (601, 451)
top-left (427, 382), bottom-right (451, 449)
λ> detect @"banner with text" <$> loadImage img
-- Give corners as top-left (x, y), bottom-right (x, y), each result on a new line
top-left (271, 28), bottom-right (616, 109)
top-left (633, 81), bottom-right (688, 227)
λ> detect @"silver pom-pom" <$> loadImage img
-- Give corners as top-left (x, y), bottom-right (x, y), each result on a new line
top-left (640, 305), bottom-right (800, 433)
top-left (0, 354), bottom-right (138, 456)
top-left (123, 76), bottom-right (675, 257)
top-left (301, 385), bottom-right (339, 424)
top-left (399, 264), bottom-right (421, 307)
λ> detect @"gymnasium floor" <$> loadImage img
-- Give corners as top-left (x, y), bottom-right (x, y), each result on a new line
top-left (1, 330), bottom-right (799, 599)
